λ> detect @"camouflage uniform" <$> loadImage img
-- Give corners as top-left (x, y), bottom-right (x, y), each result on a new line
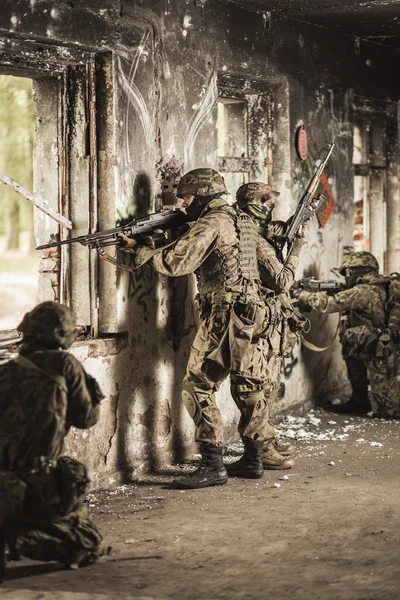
top-left (299, 253), bottom-right (400, 418)
top-left (0, 302), bottom-right (105, 569)
top-left (235, 182), bottom-right (307, 468)
top-left (130, 170), bottom-right (304, 486)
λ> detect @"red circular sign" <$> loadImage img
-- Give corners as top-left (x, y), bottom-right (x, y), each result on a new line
top-left (296, 125), bottom-right (308, 161)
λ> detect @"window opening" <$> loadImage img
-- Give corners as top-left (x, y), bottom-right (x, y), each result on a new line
top-left (217, 99), bottom-right (249, 202)
top-left (352, 105), bottom-right (387, 270)
top-left (0, 74), bottom-right (36, 330)
top-left (216, 77), bottom-right (273, 204)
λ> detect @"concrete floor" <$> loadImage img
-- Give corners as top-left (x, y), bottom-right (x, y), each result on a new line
top-left (2, 410), bottom-right (400, 600)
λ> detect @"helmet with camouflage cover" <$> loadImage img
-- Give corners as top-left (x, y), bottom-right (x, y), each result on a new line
top-left (236, 182), bottom-right (280, 209)
top-left (339, 251), bottom-right (379, 275)
top-left (18, 301), bottom-right (77, 349)
top-left (176, 168), bottom-right (227, 198)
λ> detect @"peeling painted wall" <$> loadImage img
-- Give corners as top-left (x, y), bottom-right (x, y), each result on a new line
top-left (0, 0), bottom-right (399, 488)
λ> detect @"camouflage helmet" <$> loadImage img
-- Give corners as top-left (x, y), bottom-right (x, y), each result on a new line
top-left (236, 182), bottom-right (280, 209)
top-left (18, 301), bottom-right (77, 349)
top-left (176, 168), bottom-right (227, 198)
top-left (339, 251), bottom-right (379, 275)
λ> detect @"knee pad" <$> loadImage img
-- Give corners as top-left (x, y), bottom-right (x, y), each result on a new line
top-left (231, 384), bottom-right (265, 407)
top-left (182, 382), bottom-right (214, 425)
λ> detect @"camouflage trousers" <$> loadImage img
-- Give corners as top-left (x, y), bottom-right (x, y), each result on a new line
top-left (183, 310), bottom-right (272, 446)
top-left (367, 352), bottom-right (400, 418)
top-left (12, 504), bottom-right (103, 565)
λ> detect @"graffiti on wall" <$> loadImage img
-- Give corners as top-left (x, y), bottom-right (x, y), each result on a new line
top-left (184, 72), bottom-right (217, 168)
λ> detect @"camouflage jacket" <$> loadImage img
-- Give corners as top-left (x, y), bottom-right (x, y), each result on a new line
top-left (299, 272), bottom-right (386, 324)
top-left (135, 198), bottom-right (303, 297)
top-left (0, 348), bottom-right (100, 471)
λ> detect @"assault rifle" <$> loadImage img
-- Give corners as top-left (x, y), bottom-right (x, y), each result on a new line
top-left (36, 209), bottom-right (189, 252)
top-left (278, 141), bottom-right (336, 253)
top-left (296, 277), bottom-right (345, 295)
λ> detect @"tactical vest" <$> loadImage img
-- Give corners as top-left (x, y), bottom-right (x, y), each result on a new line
top-left (197, 204), bottom-right (260, 297)
top-left (346, 273), bottom-right (387, 331)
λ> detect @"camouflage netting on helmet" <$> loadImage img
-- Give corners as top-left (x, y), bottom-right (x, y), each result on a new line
top-left (18, 301), bottom-right (77, 349)
top-left (339, 252), bottom-right (380, 275)
top-left (236, 182), bottom-right (280, 209)
top-left (176, 168), bottom-right (227, 198)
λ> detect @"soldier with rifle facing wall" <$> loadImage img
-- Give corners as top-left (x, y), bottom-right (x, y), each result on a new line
top-left (298, 252), bottom-right (400, 418)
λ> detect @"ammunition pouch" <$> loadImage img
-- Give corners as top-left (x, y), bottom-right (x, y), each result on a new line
top-left (341, 325), bottom-right (398, 374)
top-left (234, 298), bottom-right (267, 339)
top-left (375, 333), bottom-right (392, 359)
top-left (20, 455), bottom-right (90, 519)
top-left (340, 325), bottom-right (374, 358)
top-left (56, 456), bottom-right (90, 516)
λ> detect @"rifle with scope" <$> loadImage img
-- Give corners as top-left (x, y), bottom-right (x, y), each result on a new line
top-left (294, 277), bottom-right (345, 295)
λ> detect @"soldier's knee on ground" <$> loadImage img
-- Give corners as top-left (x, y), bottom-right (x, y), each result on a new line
top-left (182, 382), bottom-right (215, 425)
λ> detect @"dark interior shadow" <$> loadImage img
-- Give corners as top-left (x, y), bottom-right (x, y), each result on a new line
top-left (4, 561), bottom-right (64, 581)
top-left (167, 274), bottom-right (197, 464)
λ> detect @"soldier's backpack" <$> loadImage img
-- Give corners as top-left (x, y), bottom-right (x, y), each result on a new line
top-left (373, 273), bottom-right (400, 367)
top-left (386, 273), bottom-right (400, 334)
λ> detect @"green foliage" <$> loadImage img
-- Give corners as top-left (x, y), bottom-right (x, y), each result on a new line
top-left (0, 75), bottom-right (34, 236)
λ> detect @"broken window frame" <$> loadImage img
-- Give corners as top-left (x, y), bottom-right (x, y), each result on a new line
top-left (216, 74), bottom-right (274, 198)
top-left (352, 95), bottom-right (391, 270)
top-left (0, 38), bottom-right (118, 348)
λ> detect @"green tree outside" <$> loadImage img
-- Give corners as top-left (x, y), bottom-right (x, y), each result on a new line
top-left (0, 74), bottom-right (35, 251)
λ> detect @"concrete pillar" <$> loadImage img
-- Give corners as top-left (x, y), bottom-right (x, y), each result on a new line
top-left (386, 105), bottom-right (400, 274)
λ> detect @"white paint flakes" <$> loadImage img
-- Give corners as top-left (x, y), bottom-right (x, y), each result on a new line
top-left (273, 482), bottom-right (281, 488)
top-left (370, 442), bottom-right (383, 447)
top-left (183, 15), bottom-right (192, 29)
top-left (329, 461), bottom-right (335, 466)
top-left (10, 15), bottom-right (19, 27)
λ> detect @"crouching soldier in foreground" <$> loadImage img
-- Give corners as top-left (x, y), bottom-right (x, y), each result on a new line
top-left (0, 302), bottom-right (108, 578)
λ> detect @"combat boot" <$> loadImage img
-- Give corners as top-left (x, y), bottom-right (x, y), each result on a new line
top-left (331, 395), bottom-right (371, 415)
top-left (274, 438), bottom-right (296, 456)
top-left (171, 444), bottom-right (228, 489)
top-left (263, 443), bottom-right (295, 470)
top-left (226, 437), bottom-right (264, 479)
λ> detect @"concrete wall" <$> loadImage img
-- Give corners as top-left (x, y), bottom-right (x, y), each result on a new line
top-left (0, 0), bottom-right (399, 487)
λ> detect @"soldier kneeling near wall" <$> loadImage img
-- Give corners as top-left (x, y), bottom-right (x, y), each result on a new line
top-left (0, 302), bottom-right (109, 580)
top-left (298, 252), bottom-right (400, 419)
